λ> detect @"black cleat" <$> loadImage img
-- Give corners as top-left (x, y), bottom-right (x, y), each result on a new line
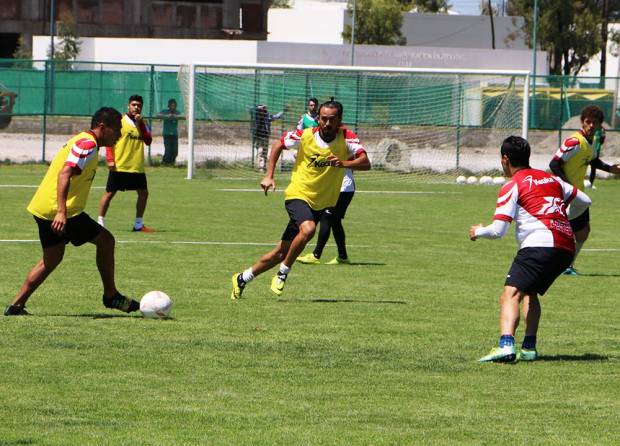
top-left (102, 292), bottom-right (140, 313)
top-left (4, 305), bottom-right (30, 316)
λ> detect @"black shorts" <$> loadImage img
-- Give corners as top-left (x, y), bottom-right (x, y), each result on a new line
top-left (34, 212), bottom-right (103, 248)
top-left (106, 171), bottom-right (147, 192)
top-left (504, 247), bottom-right (573, 296)
top-left (569, 208), bottom-right (590, 232)
top-left (326, 191), bottom-right (355, 219)
top-left (281, 199), bottom-right (325, 241)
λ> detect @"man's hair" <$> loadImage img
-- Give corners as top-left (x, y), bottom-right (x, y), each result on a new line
top-left (128, 94), bottom-right (143, 104)
top-left (500, 135), bottom-right (531, 168)
top-left (91, 107), bottom-right (122, 129)
top-left (308, 97), bottom-right (318, 105)
top-left (581, 105), bottom-right (604, 123)
top-left (319, 97), bottom-right (343, 118)
top-left (168, 98), bottom-right (177, 106)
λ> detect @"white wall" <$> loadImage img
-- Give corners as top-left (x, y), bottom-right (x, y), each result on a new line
top-left (33, 36), bottom-right (258, 65)
top-left (267, 1), bottom-right (346, 44)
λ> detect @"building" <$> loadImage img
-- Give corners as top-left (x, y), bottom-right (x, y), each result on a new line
top-left (0, 0), bottom-right (267, 58)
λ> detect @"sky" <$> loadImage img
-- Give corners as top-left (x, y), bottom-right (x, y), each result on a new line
top-left (449, 0), bottom-right (482, 15)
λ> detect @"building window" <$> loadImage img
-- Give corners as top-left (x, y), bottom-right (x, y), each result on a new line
top-left (241, 4), bottom-right (263, 33)
top-left (77, 0), bottom-right (99, 24)
top-left (0, 0), bottom-right (20, 19)
top-left (152, 3), bottom-right (174, 27)
top-left (177, 5), bottom-right (198, 28)
top-left (57, 0), bottom-right (73, 20)
top-left (201, 5), bottom-right (221, 30)
top-left (102, 0), bottom-right (123, 25)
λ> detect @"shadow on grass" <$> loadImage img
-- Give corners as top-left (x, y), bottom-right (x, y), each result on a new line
top-left (537, 353), bottom-right (608, 362)
top-left (0, 440), bottom-right (35, 445)
top-left (575, 273), bottom-right (620, 277)
top-left (45, 313), bottom-right (176, 320)
top-left (298, 262), bottom-right (386, 266)
top-left (309, 298), bottom-right (407, 304)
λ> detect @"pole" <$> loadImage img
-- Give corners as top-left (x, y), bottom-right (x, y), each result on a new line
top-left (350, 0), bottom-right (356, 66)
top-left (43, 0), bottom-right (56, 162)
top-left (530, 0), bottom-right (538, 129)
top-left (186, 64), bottom-right (195, 180)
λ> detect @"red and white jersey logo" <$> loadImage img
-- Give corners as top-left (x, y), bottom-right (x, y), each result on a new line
top-left (493, 168), bottom-right (577, 252)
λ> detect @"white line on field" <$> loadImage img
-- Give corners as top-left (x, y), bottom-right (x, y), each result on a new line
top-left (217, 188), bottom-right (462, 194)
top-left (0, 239), bottom-right (378, 248)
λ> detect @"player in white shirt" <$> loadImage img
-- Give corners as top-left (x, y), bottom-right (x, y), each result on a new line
top-left (469, 136), bottom-right (591, 363)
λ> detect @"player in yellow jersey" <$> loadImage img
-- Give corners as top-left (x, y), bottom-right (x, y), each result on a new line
top-left (549, 105), bottom-right (620, 275)
top-left (98, 95), bottom-right (154, 232)
top-left (230, 99), bottom-right (371, 299)
top-left (5, 107), bottom-right (141, 316)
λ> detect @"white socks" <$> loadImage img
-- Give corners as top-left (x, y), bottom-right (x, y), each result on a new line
top-left (97, 216), bottom-right (105, 227)
top-left (278, 263), bottom-right (291, 275)
top-left (241, 268), bottom-right (255, 283)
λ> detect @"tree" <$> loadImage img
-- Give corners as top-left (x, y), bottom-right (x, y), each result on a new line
top-left (343, 0), bottom-right (406, 45)
top-left (47, 12), bottom-right (82, 70)
top-left (12, 36), bottom-right (33, 68)
top-left (507, 0), bottom-right (602, 75)
top-left (398, 0), bottom-right (452, 12)
top-left (268, 0), bottom-right (292, 8)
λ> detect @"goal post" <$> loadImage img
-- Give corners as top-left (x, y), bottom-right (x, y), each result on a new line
top-left (178, 62), bottom-right (530, 181)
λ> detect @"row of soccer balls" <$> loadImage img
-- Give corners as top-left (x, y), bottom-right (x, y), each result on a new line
top-left (456, 175), bottom-right (506, 185)
top-left (456, 175), bottom-right (595, 188)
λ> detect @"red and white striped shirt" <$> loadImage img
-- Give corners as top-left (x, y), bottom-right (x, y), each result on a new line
top-left (490, 169), bottom-right (579, 252)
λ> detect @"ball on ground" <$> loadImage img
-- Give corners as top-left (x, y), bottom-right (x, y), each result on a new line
top-left (492, 176), bottom-right (506, 185)
top-left (479, 176), bottom-right (493, 185)
top-left (140, 291), bottom-right (173, 319)
top-left (456, 175), bottom-right (467, 184)
top-left (466, 176), bottom-right (478, 184)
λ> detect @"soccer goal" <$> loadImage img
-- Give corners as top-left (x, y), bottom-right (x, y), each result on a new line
top-left (178, 63), bottom-right (530, 181)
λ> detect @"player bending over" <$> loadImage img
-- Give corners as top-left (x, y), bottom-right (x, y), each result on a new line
top-left (470, 136), bottom-right (591, 362)
top-left (231, 99), bottom-right (370, 299)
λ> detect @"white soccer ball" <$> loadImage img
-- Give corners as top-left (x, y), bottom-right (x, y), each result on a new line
top-left (584, 179), bottom-right (592, 188)
top-left (492, 176), bottom-right (506, 185)
top-left (479, 175), bottom-right (493, 185)
top-left (466, 176), bottom-right (478, 184)
top-left (140, 291), bottom-right (173, 319)
top-left (456, 175), bottom-right (467, 184)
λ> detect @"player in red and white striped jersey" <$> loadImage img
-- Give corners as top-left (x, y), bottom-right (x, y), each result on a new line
top-left (469, 136), bottom-right (591, 363)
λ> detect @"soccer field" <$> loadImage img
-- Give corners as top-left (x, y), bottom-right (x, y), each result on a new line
top-left (0, 165), bottom-right (619, 445)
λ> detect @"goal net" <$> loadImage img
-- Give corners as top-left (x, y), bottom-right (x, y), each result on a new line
top-left (178, 63), bottom-right (529, 182)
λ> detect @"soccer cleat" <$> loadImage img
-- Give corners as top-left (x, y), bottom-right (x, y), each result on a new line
top-left (478, 345), bottom-right (516, 363)
top-left (4, 305), bottom-right (30, 316)
top-left (297, 253), bottom-right (321, 265)
top-left (326, 256), bottom-right (351, 265)
top-left (517, 348), bottom-right (538, 361)
top-left (562, 267), bottom-right (578, 276)
top-left (102, 292), bottom-right (140, 313)
top-left (231, 273), bottom-right (245, 300)
top-left (270, 274), bottom-right (286, 296)
top-left (132, 225), bottom-right (155, 233)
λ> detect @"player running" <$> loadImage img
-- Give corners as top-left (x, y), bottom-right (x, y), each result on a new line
top-left (470, 136), bottom-right (591, 362)
top-left (98, 95), bottom-right (154, 232)
top-left (549, 105), bottom-right (620, 275)
top-left (231, 99), bottom-right (370, 299)
top-left (5, 107), bottom-right (140, 316)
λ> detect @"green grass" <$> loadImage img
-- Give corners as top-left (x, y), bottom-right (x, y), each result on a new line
top-left (0, 165), bottom-right (619, 445)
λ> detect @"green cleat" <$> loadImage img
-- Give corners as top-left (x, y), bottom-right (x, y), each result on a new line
top-left (478, 345), bottom-right (516, 363)
top-left (326, 257), bottom-right (351, 265)
top-left (270, 274), bottom-right (286, 296)
top-left (517, 348), bottom-right (538, 361)
top-left (297, 253), bottom-right (321, 265)
top-left (231, 273), bottom-right (245, 300)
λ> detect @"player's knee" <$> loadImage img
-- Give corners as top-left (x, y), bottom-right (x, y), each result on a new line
top-left (95, 228), bottom-right (115, 248)
top-left (299, 222), bottom-right (316, 241)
